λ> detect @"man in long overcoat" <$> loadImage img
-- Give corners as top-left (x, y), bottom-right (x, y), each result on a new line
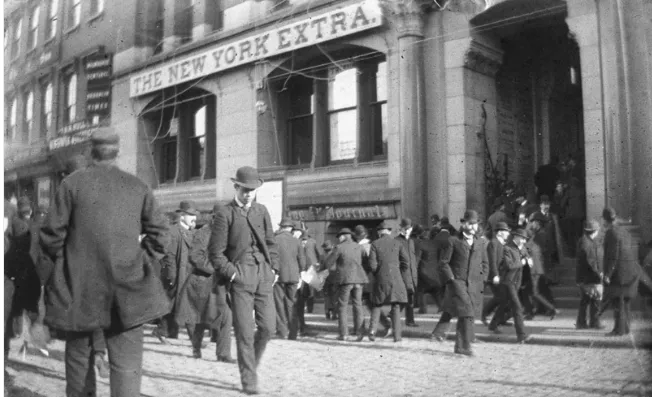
top-left (575, 219), bottom-right (604, 329)
top-left (602, 207), bottom-right (640, 336)
top-left (208, 166), bottom-right (279, 395)
top-left (39, 131), bottom-right (169, 396)
top-left (429, 218), bottom-right (458, 341)
top-left (438, 210), bottom-right (488, 356)
top-left (273, 218), bottom-right (306, 340)
top-left (297, 229), bottom-right (322, 331)
top-left (367, 221), bottom-right (409, 342)
top-left (481, 221), bottom-right (510, 326)
top-left (325, 228), bottom-right (368, 341)
top-left (396, 218), bottom-right (419, 327)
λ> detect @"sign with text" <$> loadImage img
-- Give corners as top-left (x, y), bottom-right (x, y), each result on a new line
top-left (129, 0), bottom-right (383, 97)
top-left (289, 203), bottom-right (397, 222)
top-left (85, 53), bottom-right (112, 117)
top-left (48, 128), bottom-right (96, 150)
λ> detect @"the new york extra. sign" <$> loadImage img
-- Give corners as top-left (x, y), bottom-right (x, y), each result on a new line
top-left (129, 0), bottom-right (383, 97)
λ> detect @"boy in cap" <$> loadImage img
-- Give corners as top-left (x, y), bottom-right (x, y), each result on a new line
top-left (575, 219), bottom-right (604, 329)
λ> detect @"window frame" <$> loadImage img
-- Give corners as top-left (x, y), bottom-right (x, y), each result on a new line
top-left (8, 97), bottom-right (18, 141)
top-left (67, 0), bottom-right (82, 29)
top-left (370, 60), bottom-right (388, 160)
top-left (42, 81), bottom-right (54, 134)
top-left (187, 105), bottom-right (207, 180)
top-left (11, 16), bottom-right (22, 59)
top-left (24, 90), bottom-right (35, 139)
top-left (179, 0), bottom-right (194, 45)
top-left (64, 73), bottom-right (78, 125)
top-left (90, 0), bottom-right (104, 16)
top-left (327, 66), bottom-right (359, 164)
top-left (47, 0), bottom-right (59, 40)
top-left (28, 6), bottom-right (40, 50)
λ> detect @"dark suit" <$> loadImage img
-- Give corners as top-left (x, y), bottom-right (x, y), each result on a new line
top-left (576, 235), bottom-right (603, 328)
top-left (326, 239), bottom-right (367, 338)
top-left (273, 231), bottom-right (305, 339)
top-left (208, 200), bottom-right (279, 390)
top-left (489, 242), bottom-right (527, 338)
top-left (396, 234), bottom-right (418, 325)
top-left (481, 237), bottom-right (506, 321)
top-left (523, 230), bottom-right (556, 316)
top-left (603, 225), bottom-right (640, 335)
top-left (368, 235), bottom-right (408, 340)
top-left (40, 162), bottom-right (169, 396)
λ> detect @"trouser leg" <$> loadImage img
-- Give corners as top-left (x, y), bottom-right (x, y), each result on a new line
top-left (337, 284), bottom-right (353, 338)
top-left (273, 283), bottom-right (288, 337)
top-left (612, 297), bottom-right (626, 334)
top-left (369, 305), bottom-right (381, 335)
top-left (65, 332), bottom-right (96, 397)
top-left (252, 279), bottom-right (275, 369)
top-left (391, 303), bottom-right (402, 341)
top-left (588, 298), bottom-right (601, 328)
top-left (215, 304), bottom-right (233, 359)
top-left (576, 291), bottom-right (589, 327)
top-left (306, 286), bottom-right (315, 313)
top-left (454, 317), bottom-right (473, 352)
top-left (285, 284), bottom-right (298, 339)
top-left (489, 286), bottom-right (508, 330)
top-left (505, 283), bottom-right (526, 338)
top-left (531, 274), bottom-right (555, 312)
top-left (4, 276), bottom-right (15, 359)
top-left (405, 292), bottom-right (415, 324)
top-left (295, 284), bottom-right (305, 332)
top-left (351, 284), bottom-right (364, 337)
top-left (482, 283), bottom-right (501, 319)
top-left (230, 283), bottom-right (257, 388)
top-left (90, 329), bottom-right (106, 354)
top-left (106, 325), bottom-right (144, 397)
top-left (432, 312), bottom-right (452, 337)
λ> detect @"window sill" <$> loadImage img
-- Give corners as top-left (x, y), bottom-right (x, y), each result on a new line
top-left (44, 36), bottom-right (56, 46)
top-left (64, 24), bottom-right (80, 36)
top-left (87, 11), bottom-right (104, 24)
top-left (26, 47), bottom-right (37, 57)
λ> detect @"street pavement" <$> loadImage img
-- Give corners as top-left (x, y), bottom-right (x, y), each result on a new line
top-left (5, 303), bottom-right (652, 397)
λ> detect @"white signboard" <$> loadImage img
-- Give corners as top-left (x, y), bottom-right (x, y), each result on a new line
top-left (255, 180), bottom-right (284, 232)
top-left (36, 177), bottom-right (51, 209)
top-left (129, 0), bottom-right (383, 97)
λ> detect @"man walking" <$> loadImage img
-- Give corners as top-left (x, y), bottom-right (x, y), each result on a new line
top-left (481, 221), bottom-right (510, 326)
top-left (575, 219), bottom-right (604, 330)
top-left (273, 218), bottom-right (306, 340)
top-left (438, 210), bottom-right (488, 356)
top-left (396, 219), bottom-right (419, 327)
top-left (208, 166), bottom-right (279, 395)
top-left (40, 131), bottom-right (170, 396)
top-left (366, 221), bottom-right (409, 342)
top-left (325, 228), bottom-right (368, 341)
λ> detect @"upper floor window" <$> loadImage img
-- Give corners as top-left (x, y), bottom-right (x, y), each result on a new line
top-left (47, 0), bottom-right (59, 39)
top-left (328, 67), bottom-right (358, 162)
top-left (189, 105), bottom-right (207, 178)
top-left (42, 82), bottom-right (54, 134)
top-left (11, 17), bottom-right (22, 58)
top-left (68, 0), bottom-right (81, 28)
top-left (28, 6), bottom-right (40, 50)
top-left (179, 0), bottom-right (194, 45)
top-left (7, 98), bottom-right (18, 141)
top-left (90, 0), bottom-right (104, 16)
top-left (371, 61), bottom-right (387, 158)
top-left (287, 76), bottom-right (314, 166)
top-left (24, 91), bottom-right (35, 137)
top-left (64, 73), bottom-right (78, 124)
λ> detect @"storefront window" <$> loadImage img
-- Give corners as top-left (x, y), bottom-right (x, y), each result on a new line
top-left (371, 61), bottom-right (387, 158)
top-left (90, 0), bottom-right (104, 16)
top-left (68, 0), bottom-right (81, 28)
top-left (328, 67), bottom-right (358, 162)
top-left (28, 6), bottom-right (40, 50)
top-left (42, 82), bottom-right (53, 133)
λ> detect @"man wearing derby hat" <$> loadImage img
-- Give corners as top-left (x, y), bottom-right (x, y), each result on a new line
top-left (40, 129), bottom-right (170, 396)
top-left (523, 213), bottom-right (559, 320)
top-left (488, 228), bottom-right (531, 343)
top-left (324, 228), bottom-right (368, 341)
top-left (396, 218), bottom-right (419, 328)
top-left (575, 219), bottom-right (604, 329)
top-left (481, 221), bottom-right (511, 326)
top-left (366, 221), bottom-right (409, 342)
top-left (208, 166), bottom-right (279, 395)
top-left (273, 217), bottom-right (306, 340)
top-left (437, 210), bottom-right (488, 356)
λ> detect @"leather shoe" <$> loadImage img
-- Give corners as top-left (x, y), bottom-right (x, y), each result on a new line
top-left (481, 315), bottom-right (489, 327)
top-left (430, 333), bottom-right (444, 342)
top-left (576, 323), bottom-right (588, 330)
top-left (517, 334), bottom-right (532, 344)
top-left (383, 328), bottom-right (394, 339)
top-left (590, 324), bottom-right (605, 330)
top-left (217, 356), bottom-right (236, 364)
top-left (454, 348), bottom-right (474, 357)
top-left (605, 331), bottom-right (627, 337)
top-left (152, 329), bottom-right (170, 345)
top-left (548, 309), bottom-right (561, 320)
top-left (336, 335), bottom-right (347, 341)
top-left (405, 322), bottom-right (419, 328)
top-left (355, 334), bottom-right (365, 342)
top-left (243, 386), bottom-right (259, 395)
top-left (192, 349), bottom-right (202, 359)
top-left (368, 333), bottom-right (376, 342)
top-left (488, 327), bottom-right (501, 334)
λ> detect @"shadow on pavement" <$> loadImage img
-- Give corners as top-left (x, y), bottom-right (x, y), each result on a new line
top-left (7, 360), bottom-right (67, 383)
top-left (473, 379), bottom-right (650, 396)
top-left (141, 370), bottom-right (241, 393)
top-left (5, 385), bottom-right (50, 397)
top-left (294, 335), bottom-right (459, 357)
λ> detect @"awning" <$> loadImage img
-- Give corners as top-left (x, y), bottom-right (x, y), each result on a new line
top-left (470, 0), bottom-right (566, 33)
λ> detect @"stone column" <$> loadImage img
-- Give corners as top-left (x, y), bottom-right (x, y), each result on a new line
top-left (390, 0), bottom-right (428, 224)
top-left (192, 0), bottom-right (217, 40)
top-left (162, 0), bottom-right (183, 52)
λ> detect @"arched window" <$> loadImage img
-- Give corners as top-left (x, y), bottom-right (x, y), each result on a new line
top-left (28, 6), bottom-right (40, 49)
top-left (42, 82), bottom-right (53, 133)
top-left (47, 0), bottom-right (59, 39)
top-left (65, 74), bottom-right (77, 124)
top-left (11, 17), bottom-right (22, 58)
top-left (25, 91), bottom-right (34, 136)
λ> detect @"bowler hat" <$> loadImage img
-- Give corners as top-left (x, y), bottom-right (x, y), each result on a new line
top-left (495, 221), bottom-right (510, 232)
top-left (602, 207), bottom-right (617, 222)
top-left (511, 228), bottom-right (529, 240)
top-left (540, 195), bottom-right (551, 204)
top-left (279, 217), bottom-right (294, 228)
top-left (176, 200), bottom-right (199, 216)
top-left (322, 240), bottom-right (334, 251)
top-left (337, 228), bottom-right (353, 237)
top-left (530, 212), bottom-right (548, 224)
top-left (376, 220), bottom-right (392, 231)
top-left (292, 222), bottom-right (304, 232)
top-left (231, 166), bottom-right (263, 189)
top-left (584, 219), bottom-right (600, 232)
top-left (399, 218), bottom-right (413, 228)
top-left (440, 217), bottom-right (451, 226)
top-left (460, 209), bottom-right (479, 224)
top-left (353, 225), bottom-right (367, 239)
top-left (90, 129), bottom-right (120, 146)
top-left (17, 197), bottom-right (32, 213)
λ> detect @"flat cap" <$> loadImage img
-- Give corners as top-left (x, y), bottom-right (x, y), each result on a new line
top-left (91, 129), bottom-right (120, 146)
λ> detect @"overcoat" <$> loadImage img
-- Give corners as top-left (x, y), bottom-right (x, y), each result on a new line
top-left (326, 239), bottom-right (368, 285)
top-left (603, 225), bottom-right (640, 299)
top-left (526, 229), bottom-right (548, 276)
top-left (499, 241), bottom-right (526, 287)
top-left (39, 162), bottom-right (170, 331)
top-left (303, 237), bottom-right (322, 267)
top-left (439, 233), bottom-right (488, 318)
top-left (396, 234), bottom-right (418, 292)
top-left (163, 223), bottom-right (192, 322)
top-left (176, 224), bottom-right (219, 327)
top-left (576, 235), bottom-right (602, 285)
top-left (275, 230), bottom-right (306, 283)
top-left (368, 235), bottom-right (408, 305)
top-left (486, 237), bottom-right (505, 282)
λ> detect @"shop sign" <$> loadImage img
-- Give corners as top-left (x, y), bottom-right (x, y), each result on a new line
top-left (36, 177), bottom-right (51, 209)
top-left (129, 0), bottom-right (383, 97)
top-left (48, 128), bottom-right (96, 150)
top-left (85, 53), bottom-right (112, 117)
top-left (289, 203), bottom-right (396, 222)
top-left (6, 146), bottom-right (47, 163)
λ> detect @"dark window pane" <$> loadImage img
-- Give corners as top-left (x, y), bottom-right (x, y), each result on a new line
top-left (188, 136), bottom-right (205, 178)
top-left (289, 115), bottom-right (313, 165)
top-left (372, 103), bottom-right (387, 157)
top-left (161, 139), bottom-right (177, 183)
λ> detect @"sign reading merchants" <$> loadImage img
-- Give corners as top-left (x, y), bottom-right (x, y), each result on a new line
top-left (130, 0), bottom-right (383, 97)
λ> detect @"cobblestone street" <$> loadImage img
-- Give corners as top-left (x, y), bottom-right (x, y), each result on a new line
top-left (6, 308), bottom-right (652, 397)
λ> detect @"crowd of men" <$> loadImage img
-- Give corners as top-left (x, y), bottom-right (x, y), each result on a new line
top-left (4, 130), bottom-right (652, 396)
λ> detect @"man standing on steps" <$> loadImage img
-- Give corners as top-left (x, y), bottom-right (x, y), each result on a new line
top-left (575, 219), bottom-right (604, 330)
top-left (396, 219), bottom-right (419, 327)
top-left (208, 166), bottom-right (279, 395)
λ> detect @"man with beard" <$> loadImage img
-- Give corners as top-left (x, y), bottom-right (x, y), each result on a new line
top-left (438, 210), bottom-right (488, 356)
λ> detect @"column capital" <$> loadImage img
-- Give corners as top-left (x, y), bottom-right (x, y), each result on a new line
top-left (382, 0), bottom-right (430, 38)
top-left (464, 40), bottom-right (502, 77)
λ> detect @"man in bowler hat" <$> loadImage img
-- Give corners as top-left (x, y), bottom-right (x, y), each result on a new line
top-left (396, 218), bottom-right (419, 327)
top-left (40, 130), bottom-right (170, 396)
top-left (575, 219), bottom-right (604, 329)
top-left (325, 228), bottom-right (368, 341)
top-left (481, 221), bottom-right (511, 326)
top-left (208, 166), bottom-right (279, 395)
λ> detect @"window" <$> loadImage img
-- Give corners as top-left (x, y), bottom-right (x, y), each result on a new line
top-left (287, 76), bottom-right (314, 165)
top-left (179, 0), bottom-right (194, 44)
top-left (42, 82), bottom-right (53, 134)
top-left (328, 67), bottom-right (358, 162)
top-left (11, 17), bottom-right (22, 58)
top-left (7, 98), bottom-right (18, 141)
top-left (47, 0), bottom-right (59, 39)
top-left (90, 0), bottom-right (104, 15)
top-left (64, 74), bottom-right (77, 124)
top-left (160, 117), bottom-right (178, 182)
top-left (28, 6), bottom-right (40, 49)
top-left (24, 91), bottom-right (34, 137)
top-left (153, 16), bottom-right (164, 54)
top-left (68, 0), bottom-right (81, 28)
top-left (189, 106), bottom-right (206, 178)
top-left (371, 61), bottom-right (387, 157)
top-left (212, 2), bottom-right (224, 32)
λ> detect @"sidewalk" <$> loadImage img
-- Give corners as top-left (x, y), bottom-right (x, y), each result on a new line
top-left (304, 302), bottom-right (652, 349)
